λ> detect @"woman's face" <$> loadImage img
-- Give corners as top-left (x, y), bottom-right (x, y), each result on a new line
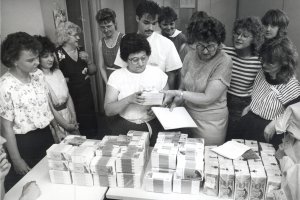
top-left (67, 31), bottom-right (80, 48)
top-left (14, 50), bottom-right (39, 74)
top-left (262, 61), bottom-right (281, 75)
top-left (233, 29), bottom-right (253, 50)
top-left (40, 52), bottom-right (55, 70)
top-left (264, 24), bottom-right (279, 39)
top-left (126, 51), bottom-right (149, 73)
top-left (195, 41), bottom-right (219, 61)
top-left (99, 21), bottom-right (116, 38)
top-left (159, 20), bottom-right (176, 36)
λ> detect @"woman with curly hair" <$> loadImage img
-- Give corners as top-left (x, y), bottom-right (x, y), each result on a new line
top-left (55, 21), bottom-right (98, 138)
top-left (223, 16), bottom-right (265, 140)
top-left (163, 16), bottom-right (232, 145)
top-left (234, 37), bottom-right (300, 147)
top-left (261, 9), bottom-right (289, 41)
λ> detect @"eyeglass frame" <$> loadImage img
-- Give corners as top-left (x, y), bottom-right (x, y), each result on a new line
top-left (233, 31), bottom-right (253, 39)
top-left (195, 42), bottom-right (218, 52)
top-left (128, 55), bottom-right (148, 65)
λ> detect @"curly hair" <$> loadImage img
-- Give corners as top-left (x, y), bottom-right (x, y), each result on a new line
top-left (261, 9), bottom-right (289, 38)
top-left (56, 21), bottom-right (81, 46)
top-left (158, 7), bottom-right (178, 23)
top-left (189, 11), bottom-right (208, 23)
top-left (136, 0), bottom-right (161, 19)
top-left (120, 33), bottom-right (151, 62)
top-left (233, 16), bottom-right (265, 55)
top-left (260, 37), bottom-right (298, 84)
top-left (187, 16), bottom-right (225, 45)
top-left (34, 35), bottom-right (58, 72)
top-left (95, 8), bottom-right (116, 25)
top-left (1, 32), bottom-right (41, 68)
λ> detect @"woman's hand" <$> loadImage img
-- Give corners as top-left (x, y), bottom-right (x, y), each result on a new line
top-left (264, 120), bottom-right (276, 142)
top-left (12, 158), bottom-right (31, 175)
top-left (241, 105), bottom-right (251, 117)
top-left (55, 129), bottom-right (66, 142)
top-left (19, 181), bottom-right (41, 200)
top-left (127, 91), bottom-right (145, 105)
top-left (79, 51), bottom-right (89, 62)
top-left (65, 122), bottom-right (79, 132)
top-left (161, 90), bottom-right (183, 111)
top-left (0, 151), bottom-right (11, 180)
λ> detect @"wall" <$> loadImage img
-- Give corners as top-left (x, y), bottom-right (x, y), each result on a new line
top-left (40, 0), bottom-right (67, 43)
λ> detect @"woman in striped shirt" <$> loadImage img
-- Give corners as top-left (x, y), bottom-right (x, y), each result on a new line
top-left (223, 17), bottom-right (264, 140)
top-left (234, 37), bottom-right (300, 147)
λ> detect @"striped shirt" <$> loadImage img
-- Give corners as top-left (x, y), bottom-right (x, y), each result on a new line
top-left (223, 47), bottom-right (261, 97)
top-left (250, 69), bottom-right (300, 120)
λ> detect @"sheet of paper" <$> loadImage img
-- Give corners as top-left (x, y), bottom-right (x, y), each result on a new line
top-left (151, 107), bottom-right (197, 130)
top-left (211, 141), bottom-right (251, 159)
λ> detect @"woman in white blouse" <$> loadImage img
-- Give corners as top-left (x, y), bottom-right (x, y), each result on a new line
top-left (35, 36), bottom-right (79, 142)
top-left (0, 32), bottom-right (60, 189)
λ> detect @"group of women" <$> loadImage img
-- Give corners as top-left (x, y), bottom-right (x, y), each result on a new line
top-left (0, 0), bottom-right (300, 194)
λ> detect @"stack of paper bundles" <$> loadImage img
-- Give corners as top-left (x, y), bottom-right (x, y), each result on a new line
top-left (244, 140), bottom-right (259, 152)
top-left (247, 158), bottom-right (264, 169)
top-left (70, 146), bottom-right (95, 186)
top-left (95, 145), bottom-right (120, 157)
top-left (233, 160), bottom-right (248, 169)
top-left (249, 168), bottom-right (267, 200)
top-left (115, 135), bottom-right (131, 147)
top-left (234, 165), bottom-right (251, 200)
top-left (261, 155), bottom-right (278, 167)
top-left (47, 144), bottom-right (74, 184)
top-left (90, 156), bottom-right (117, 187)
top-left (271, 188), bottom-right (288, 200)
top-left (265, 169), bottom-right (281, 200)
top-left (140, 90), bottom-right (164, 105)
top-left (80, 139), bottom-right (102, 151)
top-left (178, 133), bottom-right (188, 144)
top-left (116, 149), bottom-right (145, 174)
top-left (176, 158), bottom-right (204, 180)
top-left (219, 164), bottom-right (235, 199)
top-left (205, 146), bottom-right (219, 163)
top-left (144, 171), bottom-right (173, 193)
top-left (127, 130), bottom-right (150, 148)
top-left (151, 143), bottom-right (178, 170)
top-left (62, 135), bottom-right (87, 146)
top-left (259, 142), bottom-right (276, 154)
top-left (203, 163), bottom-right (219, 196)
top-left (218, 156), bottom-right (234, 166)
top-left (156, 132), bottom-right (182, 144)
top-left (173, 174), bottom-right (201, 194)
top-left (116, 170), bottom-right (144, 188)
top-left (232, 139), bottom-right (245, 144)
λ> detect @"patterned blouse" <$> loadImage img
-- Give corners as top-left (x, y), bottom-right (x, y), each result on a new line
top-left (0, 69), bottom-right (54, 134)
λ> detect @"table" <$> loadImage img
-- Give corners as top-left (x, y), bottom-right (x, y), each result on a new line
top-left (4, 157), bottom-right (108, 200)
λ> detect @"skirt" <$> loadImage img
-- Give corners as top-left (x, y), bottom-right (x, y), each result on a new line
top-left (187, 107), bottom-right (228, 146)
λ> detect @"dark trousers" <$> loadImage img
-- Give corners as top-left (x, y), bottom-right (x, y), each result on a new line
top-left (5, 126), bottom-right (54, 191)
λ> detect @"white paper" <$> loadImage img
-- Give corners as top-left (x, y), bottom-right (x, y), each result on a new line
top-left (151, 107), bottom-right (197, 129)
top-left (211, 141), bottom-right (250, 159)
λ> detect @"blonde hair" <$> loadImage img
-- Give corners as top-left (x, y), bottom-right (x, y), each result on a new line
top-left (56, 21), bottom-right (81, 46)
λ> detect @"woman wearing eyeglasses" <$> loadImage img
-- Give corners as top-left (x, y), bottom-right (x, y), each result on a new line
top-left (223, 17), bottom-right (264, 140)
top-left (104, 33), bottom-right (168, 146)
top-left (163, 17), bottom-right (232, 145)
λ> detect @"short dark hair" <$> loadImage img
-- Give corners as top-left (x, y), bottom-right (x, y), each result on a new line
top-left (233, 16), bottom-right (265, 55)
top-left (158, 7), bottom-right (177, 23)
top-left (120, 33), bottom-right (151, 62)
top-left (136, 0), bottom-right (161, 19)
top-left (34, 35), bottom-right (58, 72)
top-left (260, 37), bottom-right (298, 83)
top-left (96, 8), bottom-right (116, 25)
top-left (187, 16), bottom-right (225, 44)
top-left (189, 11), bottom-right (208, 23)
top-left (261, 9), bottom-right (289, 38)
top-left (1, 32), bottom-right (41, 68)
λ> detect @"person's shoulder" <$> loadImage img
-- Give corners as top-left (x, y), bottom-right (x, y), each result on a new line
top-left (177, 32), bottom-right (187, 41)
top-left (0, 72), bottom-right (13, 90)
top-left (146, 65), bottom-right (165, 74)
top-left (154, 32), bottom-right (173, 44)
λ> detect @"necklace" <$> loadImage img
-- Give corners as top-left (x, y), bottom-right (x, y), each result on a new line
top-left (104, 32), bottom-right (120, 48)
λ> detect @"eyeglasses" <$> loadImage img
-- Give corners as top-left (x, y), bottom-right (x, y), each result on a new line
top-left (128, 56), bottom-right (148, 65)
top-left (233, 32), bottom-right (253, 39)
top-left (196, 43), bottom-right (217, 52)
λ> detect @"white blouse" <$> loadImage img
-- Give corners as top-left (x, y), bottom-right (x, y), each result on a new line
top-left (0, 69), bottom-right (54, 134)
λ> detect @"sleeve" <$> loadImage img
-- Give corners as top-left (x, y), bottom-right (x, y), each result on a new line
top-left (158, 69), bottom-right (168, 89)
top-left (209, 53), bottom-right (233, 87)
top-left (0, 85), bottom-right (14, 121)
top-left (165, 40), bottom-right (182, 72)
top-left (113, 48), bottom-right (127, 68)
top-left (107, 71), bottom-right (121, 91)
top-left (279, 77), bottom-right (300, 106)
top-left (57, 69), bottom-right (69, 93)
